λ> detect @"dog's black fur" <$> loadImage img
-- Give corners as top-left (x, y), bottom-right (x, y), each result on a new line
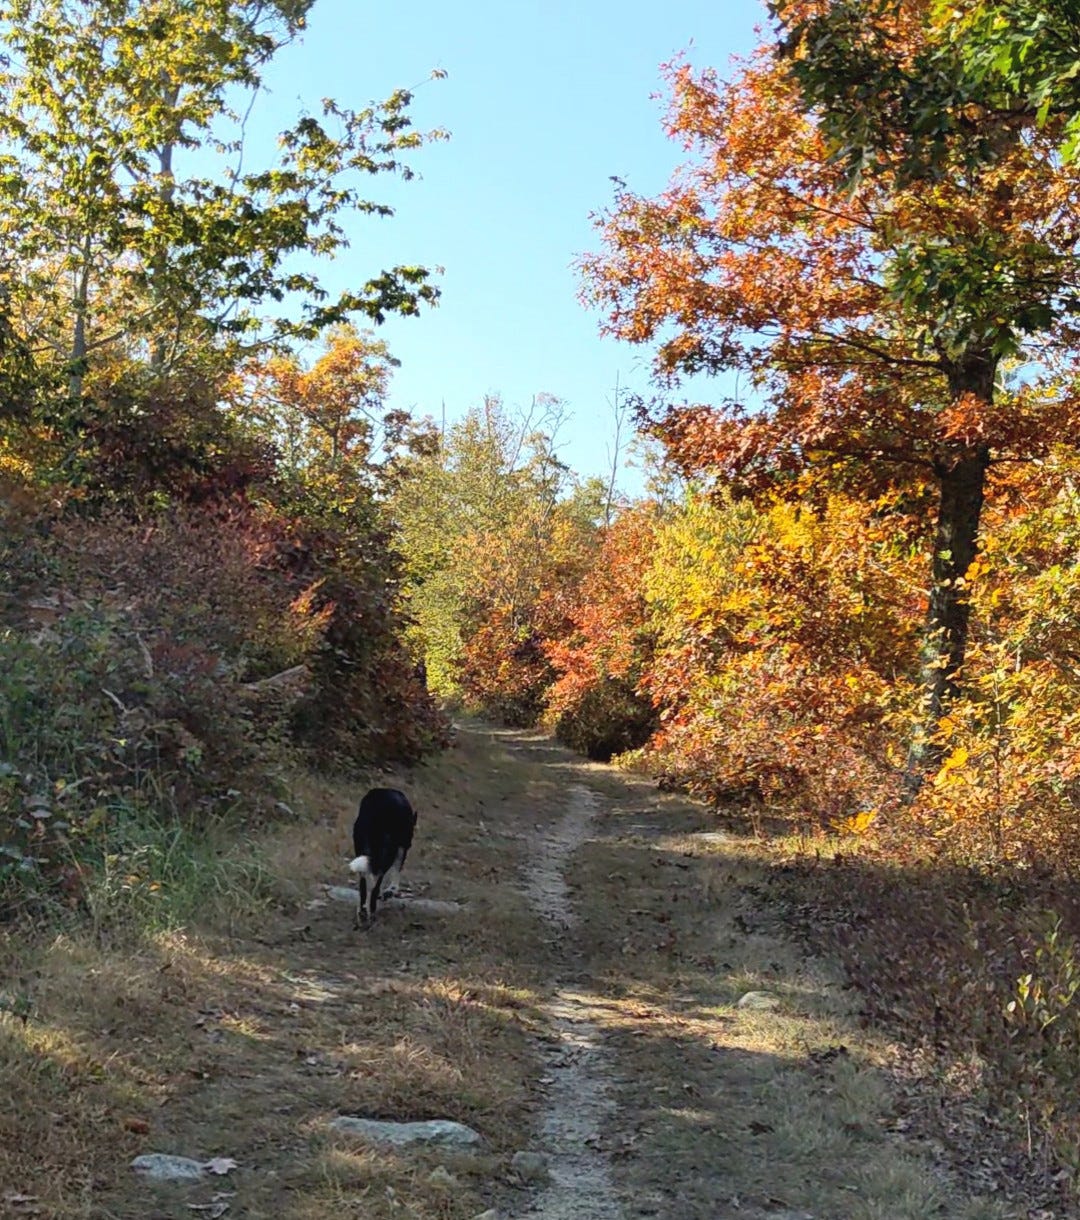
top-left (349, 787), bottom-right (416, 926)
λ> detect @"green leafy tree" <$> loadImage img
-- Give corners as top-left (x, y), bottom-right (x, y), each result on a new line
top-left (774, 0), bottom-right (1080, 179)
top-left (0, 0), bottom-right (443, 405)
top-left (391, 394), bottom-right (575, 695)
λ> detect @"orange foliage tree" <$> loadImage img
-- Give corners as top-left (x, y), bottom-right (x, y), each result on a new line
top-left (579, 6), bottom-right (1080, 776)
top-left (639, 491), bottom-right (921, 818)
top-left (899, 452), bottom-right (1080, 866)
top-left (542, 503), bottom-right (659, 759)
top-left (232, 325), bottom-right (430, 489)
top-left (454, 493), bottom-right (604, 727)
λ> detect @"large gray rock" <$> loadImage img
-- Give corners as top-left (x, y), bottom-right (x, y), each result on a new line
top-left (737, 990), bottom-right (782, 1011)
top-left (329, 1116), bottom-right (482, 1147)
top-left (323, 885), bottom-right (462, 914)
top-left (130, 1153), bottom-right (206, 1182)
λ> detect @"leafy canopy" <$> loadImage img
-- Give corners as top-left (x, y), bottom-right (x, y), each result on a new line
top-left (0, 0), bottom-right (445, 400)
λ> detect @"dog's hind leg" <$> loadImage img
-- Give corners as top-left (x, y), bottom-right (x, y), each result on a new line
top-left (369, 872), bottom-right (387, 921)
top-left (382, 848), bottom-right (407, 899)
top-left (354, 874), bottom-right (368, 930)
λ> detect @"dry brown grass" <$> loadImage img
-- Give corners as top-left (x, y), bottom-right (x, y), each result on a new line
top-left (0, 720), bottom-right (1020, 1219)
top-left (0, 727), bottom-right (549, 1219)
top-left (491, 726), bottom-right (1014, 1220)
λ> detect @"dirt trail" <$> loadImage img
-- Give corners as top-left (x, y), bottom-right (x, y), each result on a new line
top-left (473, 726), bottom-right (1009, 1220)
top-left (3, 720), bottom-right (1013, 1220)
top-left (520, 783), bottom-right (621, 1219)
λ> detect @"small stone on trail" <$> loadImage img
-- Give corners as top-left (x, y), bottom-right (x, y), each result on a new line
top-left (322, 885), bottom-right (463, 913)
top-left (736, 990), bottom-right (781, 1011)
top-left (325, 885), bottom-right (360, 903)
top-left (130, 1153), bottom-right (206, 1182)
top-left (329, 1116), bottom-right (482, 1147)
top-left (509, 1150), bottom-right (550, 1183)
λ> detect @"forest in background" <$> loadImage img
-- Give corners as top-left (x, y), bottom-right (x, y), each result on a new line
top-left (5, 0), bottom-right (1080, 1202)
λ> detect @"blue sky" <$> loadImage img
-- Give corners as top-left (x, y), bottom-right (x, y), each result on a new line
top-left (253, 0), bottom-right (767, 494)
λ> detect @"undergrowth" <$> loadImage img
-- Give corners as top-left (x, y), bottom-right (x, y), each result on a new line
top-left (0, 466), bottom-right (445, 923)
top-left (764, 836), bottom-right (1080, 1211)
top-left (80, 804), bottom-right (285, 937)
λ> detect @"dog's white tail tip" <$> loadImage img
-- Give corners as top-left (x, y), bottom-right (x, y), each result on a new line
top-left (348, 855), bottom-right (370, 875)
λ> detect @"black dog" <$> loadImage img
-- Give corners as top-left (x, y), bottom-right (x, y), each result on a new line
top-left (349, 787), bottom-right (416, 926)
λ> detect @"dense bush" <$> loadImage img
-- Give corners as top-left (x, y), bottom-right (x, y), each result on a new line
top-left (456, 610), bottom-right (554, 728)
top-left (550, 676), bottom-right (655, 761)
top-left (280, 503), bottom-right (450, 763)
top-left (63, 369), bottom-right (279, 512)
top-left (542, 506), bottom-right (657, 758)
top-left (0, 384), bottom-right (448, 916)
top-left (0, 502), bottom-right (297, 914)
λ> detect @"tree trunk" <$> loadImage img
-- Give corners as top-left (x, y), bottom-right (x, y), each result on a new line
top-left (906, 356), bottom-right (995, 791)
top-left (149, 81), bottom-right (179, 372)
top-left (67, 238), bottom-right (92, 404)
top-left (924, 448), bottom-right (989, 717)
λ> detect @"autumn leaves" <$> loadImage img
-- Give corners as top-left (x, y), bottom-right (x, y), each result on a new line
top-left (420, 2), bottom-right (1080, 867)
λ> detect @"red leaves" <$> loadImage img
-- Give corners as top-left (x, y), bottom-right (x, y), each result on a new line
top-left (580, 14), bottom-right (1080, 492)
